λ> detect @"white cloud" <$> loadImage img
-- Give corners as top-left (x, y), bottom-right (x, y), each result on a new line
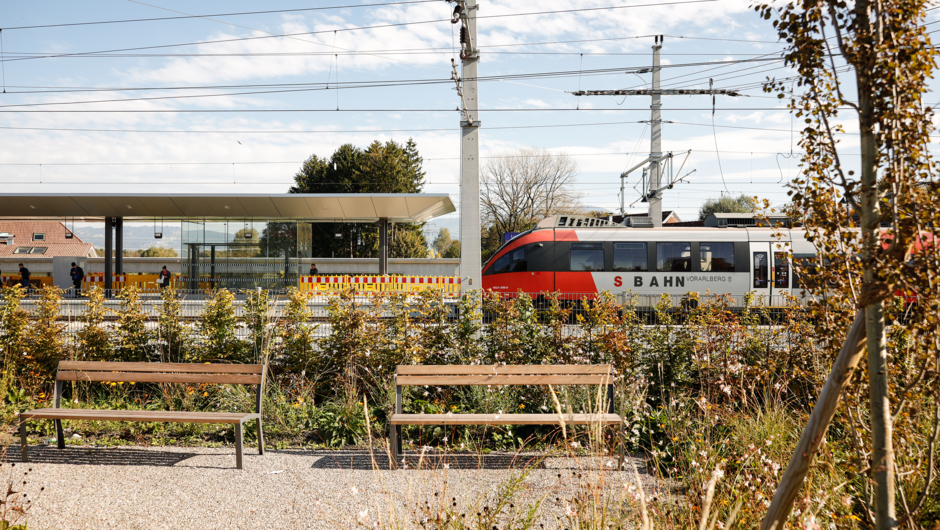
top-left (523, 99), bottom-right (551, 108)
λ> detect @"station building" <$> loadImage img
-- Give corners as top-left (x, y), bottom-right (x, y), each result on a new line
top-left (0, 193), bottom-right (455, 293)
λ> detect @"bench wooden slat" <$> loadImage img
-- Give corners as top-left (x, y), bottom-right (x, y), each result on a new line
top-left (397, 364), bottom-right (611, 375)
top-left (396, 374), bottom-right (611, 386)
top-left (20, 409), bottom-right (259, 424)
top-left (389, 413), bottom-right (622, 425)
top-left (58, 361), bottom-right (263, 374)
top-left (57, 372), bottom-right (263, 385)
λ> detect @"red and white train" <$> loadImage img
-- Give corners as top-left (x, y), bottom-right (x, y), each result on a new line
top-left (481, 215), bottom-right (817, 303)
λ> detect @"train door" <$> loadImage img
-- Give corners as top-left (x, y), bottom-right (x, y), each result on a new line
top-left (751, 241), bottom-right (791, 307)
top-left (750, 242), bottom-right (772, 306)
top-left (771, 241), bottom-right (792, 305)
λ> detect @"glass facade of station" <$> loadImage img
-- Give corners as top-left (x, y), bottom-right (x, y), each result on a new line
top-left (181, 220), bottom-right (313, 290)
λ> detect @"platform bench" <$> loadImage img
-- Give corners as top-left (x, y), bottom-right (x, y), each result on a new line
top-left (389, 364), bottom-right (624, 467)
top-left (19, 361), bottom-right (266, 469)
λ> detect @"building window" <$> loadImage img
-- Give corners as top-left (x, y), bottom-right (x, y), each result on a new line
top-left (613, 242), bottom-right (647, 271)
top-left (657, 242), bottom-right (691, 271)
top-left (570, 243), bottom-right (605, 271)
top-left (700, 242), bottom-right (735, 272)
top-left (29, 247), bottom-right (47, 254)
top-left (32, 233), bottom-right (45, 241)
top-left (13, 247), bottom-right (30, 254)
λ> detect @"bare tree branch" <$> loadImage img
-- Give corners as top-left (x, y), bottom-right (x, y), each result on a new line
top-left (481, 147), bottom-right (582, 236)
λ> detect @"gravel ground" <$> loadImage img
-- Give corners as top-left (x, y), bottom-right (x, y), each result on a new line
top-left (2, 445), bottom-right (663, 529)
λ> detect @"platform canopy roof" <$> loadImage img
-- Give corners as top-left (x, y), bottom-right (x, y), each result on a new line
top-left (0, 193), bottom-right (455, 223)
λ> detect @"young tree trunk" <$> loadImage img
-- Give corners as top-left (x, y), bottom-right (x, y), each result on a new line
top-left (761, 314), bottom-right (868, 530)
top-left (865, 300), bottom-right (895, 527)
top-left (855, 0), bottom-right (896, 524)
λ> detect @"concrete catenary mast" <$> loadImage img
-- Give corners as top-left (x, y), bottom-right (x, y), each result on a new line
top-left (450, 0), bottom-right (481, 288)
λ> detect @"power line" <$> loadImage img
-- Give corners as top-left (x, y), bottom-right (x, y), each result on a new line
top-left (0, 58), bottom-right (784, 102)
top-left (4, 0), bottom-right (716, 32)
top-left (0, 121), bottom-right (640, 134)
top-left (1, 0), bottom-right (719, 65)
top-left (0, 59), bottom-right (785, 109)
top-left (0, 49), bottom-right (788, 59)
top-left (2, 39), bottom-right (789, 59)
top-left (661, 34), bottom-right (781, 44)
top-left (0, 118), bottom-right (887, 136)
top-left (0, 107), bottom-right (815, 114)
top-left (2, 1), bottom-right (441, 31)
top-left (0, 149), bottom-right (782, 166)
top-left (0, 148), bottom-right (887, 167)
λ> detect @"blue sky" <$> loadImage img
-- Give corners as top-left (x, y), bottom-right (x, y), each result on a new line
top-left (1, 0), bottom-right (935, 238)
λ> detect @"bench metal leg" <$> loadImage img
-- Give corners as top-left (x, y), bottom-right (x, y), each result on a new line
top-left (390, 423), bottom-right (399, 464)
top-left (256, 418), bottom-right (264, 455)
top-left (234, 422), bottom-right (244, 470)
top-left (618, 423), bottom-right (626, 471)
top-left (55, 419), bottom-right (65, 449)
top-left (20, 422), bottom-right (28, 462)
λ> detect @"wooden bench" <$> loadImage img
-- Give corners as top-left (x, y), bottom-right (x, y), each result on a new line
top-left (389, 364), bottom-right (624, 467)
top-left (19, 361), bottom-right (265, 469)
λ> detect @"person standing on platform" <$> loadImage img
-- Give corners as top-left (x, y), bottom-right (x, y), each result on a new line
top-left (158, 266), bottom-right (171, 290)
top-left (309, 263), bottom-right (319, 276)
top-left (70, 262), bottom-right (85, 297)
top-left (18, 263), bottom-right (30, 293)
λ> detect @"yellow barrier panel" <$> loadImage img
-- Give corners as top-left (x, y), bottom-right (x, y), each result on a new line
top-left (82, 274), bottom-right (127, 291)
top-left (1, 276), bottom-right (54, 289)
top-left (349, 276), bottom-right (393, 293)
top-left (300, 276), bottom-right (349, 292)
top-left (296, 276), bottom-right (461, 294)
top-left (81, 274), bottom-right (182, 293)
top-left (396, 276), bottom-right (446, 292)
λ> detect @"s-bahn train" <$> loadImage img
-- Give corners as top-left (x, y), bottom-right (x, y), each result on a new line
top-left (481, 215), bottom-right (817, 304)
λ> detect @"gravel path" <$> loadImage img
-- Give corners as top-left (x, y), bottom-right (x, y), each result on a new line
top-left (3, 445), bottom-right (662, 529)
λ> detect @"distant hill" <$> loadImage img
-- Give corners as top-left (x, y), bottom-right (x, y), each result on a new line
top-left (74, 223), bottom-right (181, 253)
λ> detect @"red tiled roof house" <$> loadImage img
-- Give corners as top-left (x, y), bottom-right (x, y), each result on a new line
top-left (0, 221), bottom-right (97, 259)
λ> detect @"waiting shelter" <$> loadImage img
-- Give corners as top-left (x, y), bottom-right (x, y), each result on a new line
top-left (0, 193), bottom-right (455, 292)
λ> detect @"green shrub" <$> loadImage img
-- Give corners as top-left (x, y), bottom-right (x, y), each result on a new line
top-left (157, 286), bottom-right (188, 363)
top-left (76, 287), bottom-right (112, 362)
top-left (114, 286), bottom-right (152, 362)
top-left (196, 289), bottom-right (247, 362)
top-left (27, 286), bottom-right (66, 390)
top-left (0, 286), bottom-right (30, 401)
top-left (242, 288), bottom-right (272, 364)
top-left (316, 289), bottom-right (371, 398)
top-left (274, 287), bottom-right (317, 375)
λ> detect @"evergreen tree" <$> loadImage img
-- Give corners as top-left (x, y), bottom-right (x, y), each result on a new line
top-left (432, 228), bottom-right (453, 255)
top-left (290, 139), bottom-right (428, 258)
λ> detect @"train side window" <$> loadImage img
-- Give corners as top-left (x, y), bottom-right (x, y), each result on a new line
top-left (753, 252), bottom-right (769, 288)
top-left (657, 242), bottom-right (691, 271)
top-left (700, 242), bottom-right (735, 272)
top-left (492, 253), bottom-right (510, 274)
top-left (791, 253), bottom-right (819, 288)
top-left (510, 246), bottom-right (527, 272)
top-left (774, 252), bottom-right (789, 288)
top-left (570, 243), bottom-right (605, 271)
top-left (613, 243), bottom-right (647, 271)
